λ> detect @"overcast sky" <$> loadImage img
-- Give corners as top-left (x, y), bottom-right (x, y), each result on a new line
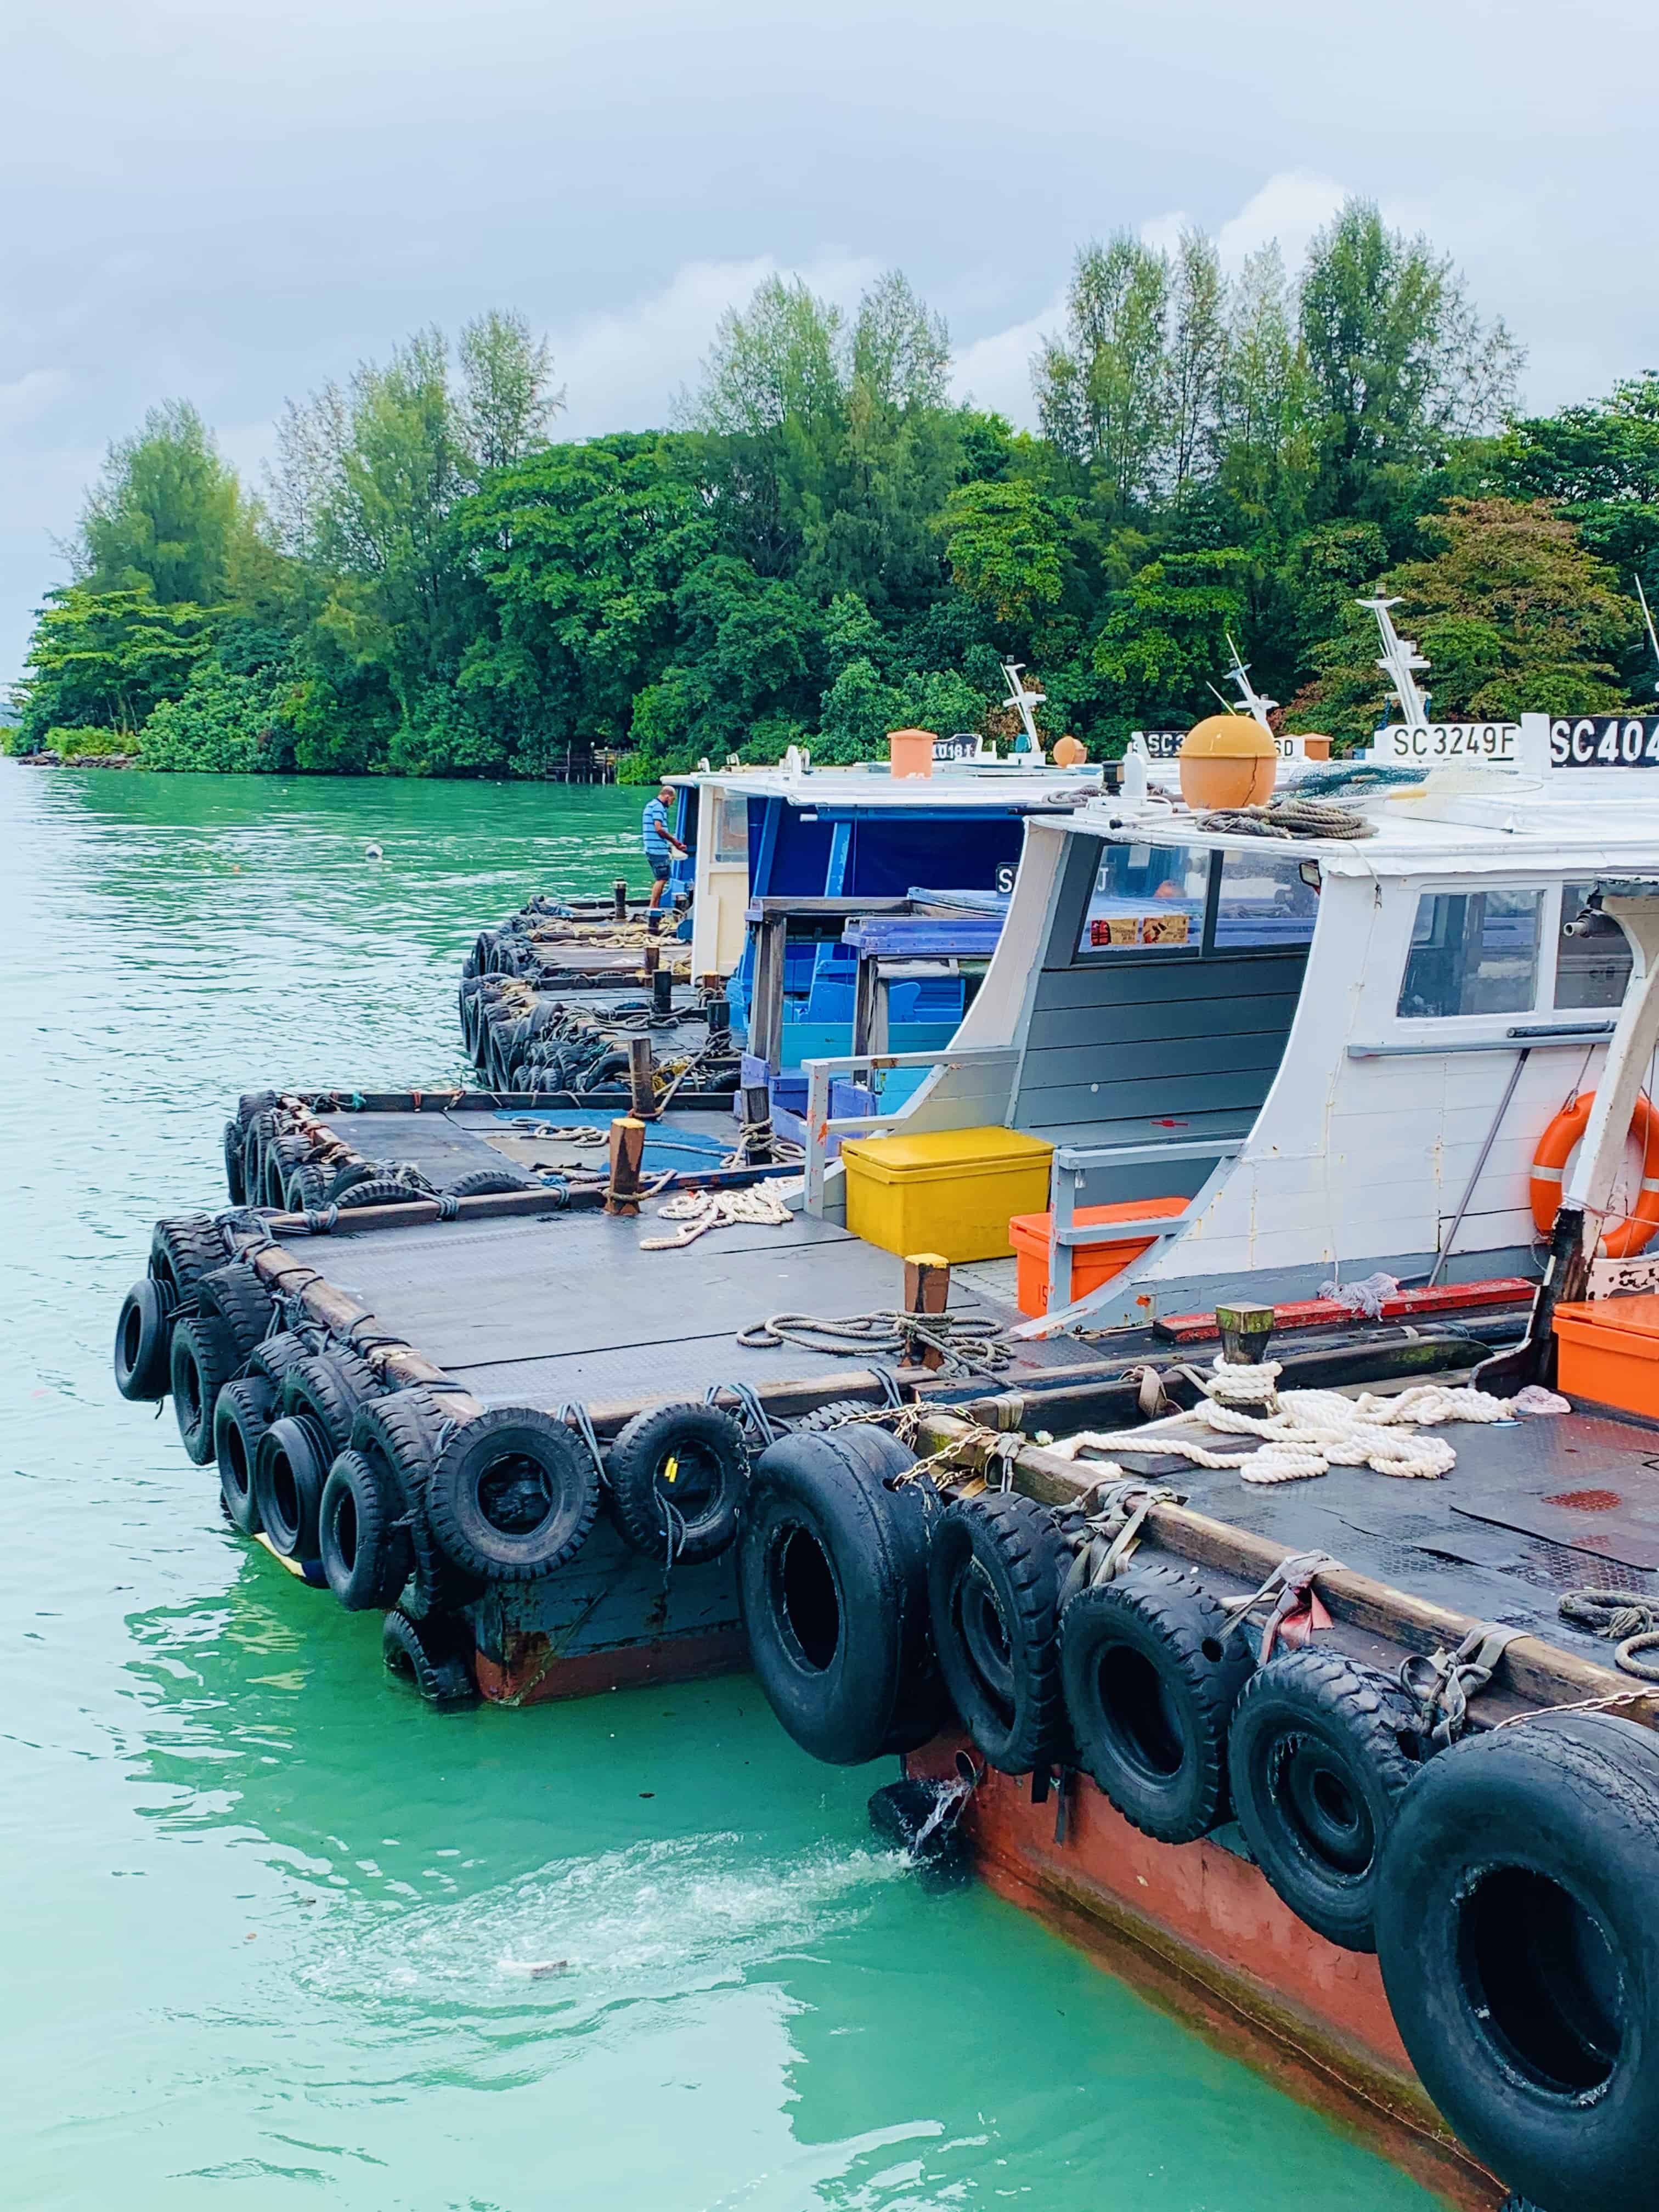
top-left (5, 0), bottom-right (1657, 685)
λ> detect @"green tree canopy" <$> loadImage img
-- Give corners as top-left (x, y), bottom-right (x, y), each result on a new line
top-left (78, 400), bottom-right (263, 607)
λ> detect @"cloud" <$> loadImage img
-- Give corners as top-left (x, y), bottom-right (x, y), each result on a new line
top-left (0, 369), bottom-right (67, 432)
top-left (1216, 171), bottom-right (1347, 273)
top-left (552, 253), bottom-right (881, 439)
top-left (949, 294), bottom-right (1064, 427)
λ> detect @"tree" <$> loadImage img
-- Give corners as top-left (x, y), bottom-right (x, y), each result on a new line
top-left (138, 659), bottom-right (292, 772)
top-left (13, 585), bottom-right (213, 747)
top-left (77, 399), bottom-right (263, 608)
top-left (1033, 235), bottom-right (1169, 513)
top-left (1165, 229), bottom-right (1227, 492)
top-left (1090, 549), bottom-right (1252, 733)
top-left (1287, 499), bottom-right (1640, 737)
top-left (935, 478), bottom-right (1067, 630)
top-left (1299, 201), bottom-right (1523, 517)
top-left (1215, 244), bottom-right (1314, 540)
top-left (458, 309), bottom-right (564, 475)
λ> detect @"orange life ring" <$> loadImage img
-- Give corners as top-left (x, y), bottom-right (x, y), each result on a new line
top-left (1530, 1090), bottom-right (1659, 1257)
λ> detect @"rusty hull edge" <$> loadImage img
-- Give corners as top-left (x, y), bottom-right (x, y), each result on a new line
top-left (907, 1742), bottom-right (1501, 2212)
top-left (475, 1626), bottom-right (749, 1706)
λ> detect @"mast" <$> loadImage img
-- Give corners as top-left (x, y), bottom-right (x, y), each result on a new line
top-left (1216, 631), bottom-right (1277, 733)
top-left (1637, 575), bottom-right (1659, 695)
top-left (1359, 596), bottom-right (1431, 726)
top-left (1001, 662), bottom-right (1047, 759)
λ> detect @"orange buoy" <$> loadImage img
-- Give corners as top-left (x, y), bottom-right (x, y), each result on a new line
top-left (1530, 1090), bottom-right (1659, 1257)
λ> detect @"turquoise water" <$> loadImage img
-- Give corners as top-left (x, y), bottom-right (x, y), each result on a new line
top-left (0, 762), bottom-right (1444, 2211)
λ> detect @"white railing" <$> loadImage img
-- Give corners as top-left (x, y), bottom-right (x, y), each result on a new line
top-left (800, 1047), bottom-right (1019, 1215)
top-left (1045, 1136), bottom-right (1244, 1308)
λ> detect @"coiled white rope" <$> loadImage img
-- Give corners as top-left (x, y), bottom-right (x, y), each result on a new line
top-left (1047, 1353), bottom-right (1514, 1485)
top-left (640, 1185), bottom-right (794, 1250)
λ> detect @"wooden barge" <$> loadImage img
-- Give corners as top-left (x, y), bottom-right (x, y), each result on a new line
top-left (112, 720), bottom-right (1659, 2212)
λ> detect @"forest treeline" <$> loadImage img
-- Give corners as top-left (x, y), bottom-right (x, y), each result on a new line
top-left (10, 200), bottom-right (1659, 776)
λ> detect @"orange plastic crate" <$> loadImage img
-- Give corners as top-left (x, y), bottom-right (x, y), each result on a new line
top-left (1008, 1198), bottom-right (1188, 1318)
top-left (1553, 1295), bottom-right (1659, 1420)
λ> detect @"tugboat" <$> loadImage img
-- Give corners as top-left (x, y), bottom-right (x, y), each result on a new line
top-left (114, 696), bottom-right (1659, 2212)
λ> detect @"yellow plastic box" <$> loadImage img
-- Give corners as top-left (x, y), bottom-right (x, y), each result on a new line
top-left (840, 1126), bottom-right (1055, 1262)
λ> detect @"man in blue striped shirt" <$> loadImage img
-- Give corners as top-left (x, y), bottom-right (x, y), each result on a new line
top-left (642, 783), bottom-right (686, 911)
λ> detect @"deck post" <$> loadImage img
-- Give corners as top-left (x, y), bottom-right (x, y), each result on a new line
top-left (903, 1253), bottom-right (951, 1369)
top-left (741, 1082), bottom-right (773, 1163)
top-left (612, 878), bottom-right (628, 921)
top-left (628, 1038), bottom-right (657, 1120)
top-left (804, 1059), bottom-right (831, 1214)
top-left (606, 1116), bottom-right (646, 1213)
top-left (651, 967), bottom-right (675, 1017)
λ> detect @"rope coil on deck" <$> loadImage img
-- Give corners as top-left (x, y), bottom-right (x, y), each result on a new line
top-left (1559, 1589), bottom-right (1659, 1680)
top-left (736, 1310), bottom-right (1013, 1376)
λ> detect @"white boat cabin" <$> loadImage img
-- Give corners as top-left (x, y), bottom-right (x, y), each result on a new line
top-left (802, 713), bottom-right (1659, 1337)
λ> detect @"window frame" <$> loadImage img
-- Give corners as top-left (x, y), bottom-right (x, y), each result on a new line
top-left (1065, 839), bottom-right (1325, 967)
top-left (1385, 879), bottom-right (1620, 1032)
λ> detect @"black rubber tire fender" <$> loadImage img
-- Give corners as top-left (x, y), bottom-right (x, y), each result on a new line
top-left (263, 1135), bottom-right (313, 1210)
top-left (1059, 1562), bottom-right (1254, 1842)
top-left (382, 1607), bottom-right (478, 1704)
top-left (927, 1491), bottom-right (1071, 1775)
top-left (283, 1163), bottom-right (329, 1214)
top-left (606, 1402), bottom-right (749, 1565)
top-left (114, 1277), bottom-right (174, 1402)
top-left (1227, 1646), bottom-right (1424, 1951)
top-left (736, 1426), bottom-right (943, 1766)
top-left (426, 1407), bottom-right (599, 1582)
top-left (214, 1375), bottom-right (275, 1534)
top-left (223, 1119), bottom-right (247, 1204)
top-left (149, 1214), bottom-right (227, 1307)
top-left (198, 1262), bottom-right (276, 1363)
top-left (1376, 1710), bottom-right (1659, 2212)
top-left (580, 1049), bottom-right (631, 1091)
top-left (320, 1448), bottom-right (414, 1609)
top-left (334, 1176), bottom-right (424, 1211)
top-left (170, 1313), bottom-right (239, 1464)
top-left (237, 1089), bottom-right (280, 1124)
top-left (444, 1167), bottom-right (535, 1199)
top-left (792, 1399), bottom-right (883, 1434)
top-left (250, 1331), bottom-right (314, 1387)
top-left (324, 1160), bottom-right (380, 1204)
top-left (242, 1108), bottom-right (276, 1194)
top-left (252, 1413), bottom-right (331, 1557)
top-left (352, 1390), bottom-right (480, 1614)
top-left (281, 1352), bottom-right (374, 1454)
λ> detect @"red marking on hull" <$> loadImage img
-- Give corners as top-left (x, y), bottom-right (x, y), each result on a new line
top-left (1154, 1278), bottom-right (1533, 1344)
top-left (907, 1736), bottom-right (1500, 2210)
top-left (475, 1626), bottom-right (748, 1706)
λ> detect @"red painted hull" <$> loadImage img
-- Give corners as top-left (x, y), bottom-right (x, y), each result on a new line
top-left (906, 1735), bottom-right (1502, 2210)
top-left (475, 1624), bottom-right (748, 1705)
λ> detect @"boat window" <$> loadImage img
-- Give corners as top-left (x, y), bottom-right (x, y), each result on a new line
top-left (1075, 841), bottom-right (1206, 955)
top-left (1398, 888), bottom-right (1543, 1019)
top-left (1555, 882), bottom-right (1633, 1009)
top-left (712, 791), bottom-right (749, 866)
top-left (1212, 848), bottom-right (1321, 950)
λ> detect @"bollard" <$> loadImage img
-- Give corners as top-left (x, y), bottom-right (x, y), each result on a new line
top-left (628, 1036), bottom-right (657, 1120)
top-left (651, 968), bottom-right (675, 1017)
top-left (606, 1116), bottom-right (646, 1214)
top-left (612, 879), bottom-right (628, 921)
top-left (903, 1252), bottom-right (951, 1371)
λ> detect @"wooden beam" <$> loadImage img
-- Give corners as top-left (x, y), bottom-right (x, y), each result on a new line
top-left (910, 1412), bottom-right (1646, 1718)
top-left (606, 1115), bottom-right (646, 1214)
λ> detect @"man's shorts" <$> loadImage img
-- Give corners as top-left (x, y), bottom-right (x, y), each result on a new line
top-left (648, 858), bottom-right (672, 883)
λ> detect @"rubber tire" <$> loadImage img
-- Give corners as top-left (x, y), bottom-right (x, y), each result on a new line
top-left (444, 1167), bottom-right (535, 1199)
top-left (324, 1161), bottom-right (380, 1204)
top-left (737, 1425), bottom-right (946, 1766)
top-left (170, 1313), bottom-right (239, 1464)
top-left (1227, 1647), bottom-right (1423, 1951)
top-left (252, 1414), bottom-right (331, 1558)
top-left (607, 1403), bottom-right (749, 1565)
top-left (223, 1119), bottom-right (247, 1204)
top-left (114, 1277), bottom-right (174, 1401)
top-left (335, 1176), bottom-right (423, 1211)
top-left (382, 1608), bottom-right (478, 1705)
top-left (320, 1448), bottom-right (413, 1609)
top-left (792, 1400), bottom-right (882, 1434)
top-left (263, 1135), bottom-right (312, 1209)
top-left (214, 1375), bottom-right (275, 1533)
top-left (928, 1491), bottom-right (1071, 1775)
top-left (150, 1214), bottom-right (225, 1307)
top-left (1059, 1563), bottom-right (1254, 1843)
top-left (868, 1777), bottom-right (971, 1877)
top-left (1375, 1710), bottom-right (1659, 2212)
top-left (282, 1353), bottom-right (373, 1454)
top-left (352, 1390), bottom-right (480, 1615)
top-left (283, 1163), bottom-right (329, 1213)
top-left (198, 1262), bottom-right (275, 1363)
top-left (251, 1331), bottom-right (314, 1387)
top-left (242, 1110), bottom-right (275, 1198)
top-left (426, 1408), bottom-right (599, 1581)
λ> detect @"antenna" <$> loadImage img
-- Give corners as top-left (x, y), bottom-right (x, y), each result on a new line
top-left (1637, 575), bottom-right (1659, 693)
top-left (1001, 661), bottom-right (1047, 760)
top-left (1222, 631), bottom-right (1277, 733)
top-left (1359, 596), bottom-right (1431, 727)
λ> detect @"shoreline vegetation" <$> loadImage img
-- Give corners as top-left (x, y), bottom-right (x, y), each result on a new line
top-left (8, 201), bottom-right (1658, 782)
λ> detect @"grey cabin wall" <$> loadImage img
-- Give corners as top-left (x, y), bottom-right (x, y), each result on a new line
top-left (1013, 837), bottom-right (1310, 1205)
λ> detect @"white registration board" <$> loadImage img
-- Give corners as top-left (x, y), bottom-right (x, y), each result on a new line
top-left (1133, 729), bottom-right (1325, 763)
top-left (1368, 722), bottom-right (1519, 764)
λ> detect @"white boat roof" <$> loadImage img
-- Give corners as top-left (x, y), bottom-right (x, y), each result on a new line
top-left (671, 762), bottom-right (1102, 809)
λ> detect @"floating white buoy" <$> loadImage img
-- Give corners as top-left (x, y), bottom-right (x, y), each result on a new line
top-left (364, 843), bottom-right (383, 861)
